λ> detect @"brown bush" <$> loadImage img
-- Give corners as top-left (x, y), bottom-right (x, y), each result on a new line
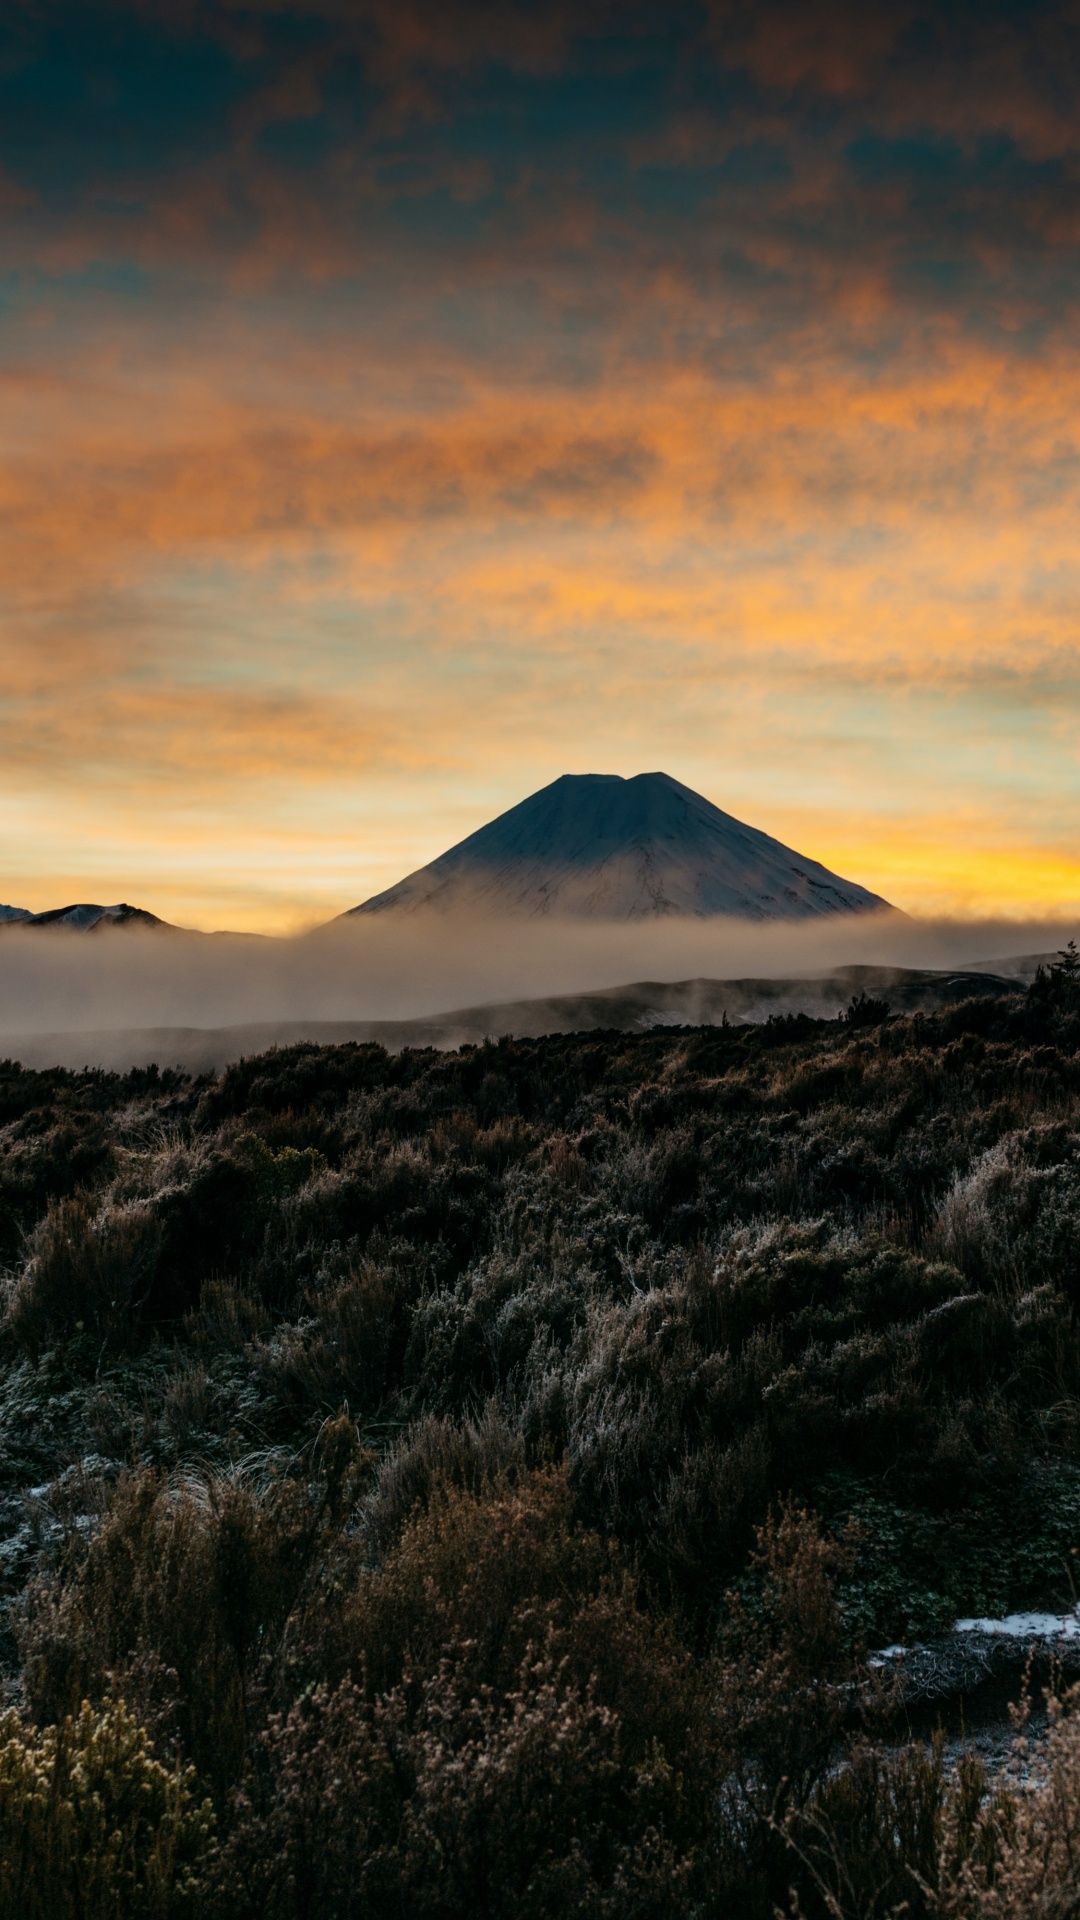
top-left (9, 1012), bottom-right (1080, 1915)
top-left (781, 1736), bottom-right (959, 1920)
top-left (209, 1646), bottom-right (701, 1920)
top-left (297, 1462), bottom-right (716, 1817)
top-left (4, 1192), bottom-right (163, 1351)
top-left (19, 1421), bottom-right (368, 1798)
top-left (714, 1504), bottom-right (857, 1842)
top-left (937, 1683), bottom-right (1080, 1920)
top-left (255, 1256), bottom-right (412, 1416)
top-left (337, 1464), bottom-right (620, 1697)
top-left (360, 1403), bottom-right (527, 1554)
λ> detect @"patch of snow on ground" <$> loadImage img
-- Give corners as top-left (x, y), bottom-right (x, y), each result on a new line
top-left (955, 1609), bottom-right (1080, 1639)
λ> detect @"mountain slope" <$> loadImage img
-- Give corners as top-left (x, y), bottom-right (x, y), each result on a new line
top-left (0, 903), bottom-right (170, 930)
top-left (347, 772), bottom-right (893, 921)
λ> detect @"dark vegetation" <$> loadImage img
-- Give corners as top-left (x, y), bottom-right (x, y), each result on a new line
top-left (3, 951), bottom-right (1080, 1913)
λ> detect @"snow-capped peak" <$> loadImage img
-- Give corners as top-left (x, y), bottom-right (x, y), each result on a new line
top-left (345, 772), bottom-right (894, 922)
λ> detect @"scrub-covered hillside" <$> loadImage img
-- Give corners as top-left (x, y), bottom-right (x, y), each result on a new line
top-left (3, 953), bottom-right (1080, 1916)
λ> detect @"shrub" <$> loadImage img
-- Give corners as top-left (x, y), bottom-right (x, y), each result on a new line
top-left (778, 1735), bottom-right (996, 1920)
top-left (338, 1463), bottom-right (620, 1697)
top-left (255, 1254), bottom-right (417, 1418)
top-left (844, 992), bottom-right (891, 1030)
top-left (0, 1697), bottom-right (212, 1920)
top-left (3, 1193), bottom-right (164, 1352)
top-left (20, 1427), bottom-right (367, 1797)
top-left (209, 1650), bottom-right (701, 1920)
top-left (9, 1010), bottom-right (1080, 1912)
top-left (361, 1403), bottom-right (527, 1553)
top-left (938, 1682), bottom-right (1080, 1919)
top-left (715, 1503), bottom-right (855, 1839)
top-left (932, 1130), bottom-right (1080, 1303)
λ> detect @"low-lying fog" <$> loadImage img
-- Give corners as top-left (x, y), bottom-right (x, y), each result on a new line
top-left (0, 911), bottom-right (1074, 1045)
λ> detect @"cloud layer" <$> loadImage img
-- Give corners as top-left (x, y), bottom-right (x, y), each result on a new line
top-left (4, 0), bottom-right (1080, 927)
top-left (0, 910), bottom-right (1070, 1045)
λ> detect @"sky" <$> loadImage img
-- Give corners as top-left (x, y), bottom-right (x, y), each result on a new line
top-left (4, 0), bottom-right (1080, 932)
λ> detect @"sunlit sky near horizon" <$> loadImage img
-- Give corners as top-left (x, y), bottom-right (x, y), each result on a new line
top-left (5, 0), bottom-right (1080, 931)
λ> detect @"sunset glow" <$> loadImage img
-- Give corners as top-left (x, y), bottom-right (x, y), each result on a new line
top-left (5, 1), bottom-right (1080, 928)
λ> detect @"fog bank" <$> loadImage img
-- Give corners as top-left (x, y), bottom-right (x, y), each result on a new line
top-left (0, 911), bottom-right (1073, 1062)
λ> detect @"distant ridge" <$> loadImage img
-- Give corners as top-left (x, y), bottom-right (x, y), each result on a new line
top-left (346, 772), bottom-right (893, 922)
top-left (0, 903), bottom-right (171, 931)
top-left (0, 964), bottom-right (1022, 1074)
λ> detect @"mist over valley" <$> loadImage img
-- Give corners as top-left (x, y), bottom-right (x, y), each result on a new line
top-left (3, 772), bottom-right (1069, 1070)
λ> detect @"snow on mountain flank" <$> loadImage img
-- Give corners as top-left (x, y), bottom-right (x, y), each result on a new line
top-left (0, 903), bottom-right (168, 931)
top-left (346, 773), bottom-right (894, 922)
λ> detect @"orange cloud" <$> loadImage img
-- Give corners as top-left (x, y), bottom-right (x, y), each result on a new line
top-left (2, 0), bottom-right (1080, 927)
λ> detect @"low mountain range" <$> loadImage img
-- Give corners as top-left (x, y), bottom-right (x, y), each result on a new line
top-left (347, 772), bottom-right (892, 921)
top-left (0, 903), bottom-right (169, 930)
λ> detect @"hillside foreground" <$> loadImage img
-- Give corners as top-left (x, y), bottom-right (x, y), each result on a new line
top-left (3, 961), bottom-right (1080, 1912)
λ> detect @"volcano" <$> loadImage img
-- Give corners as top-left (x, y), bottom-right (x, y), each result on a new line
top-left (346, 773), bottom-right (893, 922)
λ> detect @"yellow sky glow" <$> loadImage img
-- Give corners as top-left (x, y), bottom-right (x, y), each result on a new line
top-left (4, 6), bottom-right (1080, 931)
